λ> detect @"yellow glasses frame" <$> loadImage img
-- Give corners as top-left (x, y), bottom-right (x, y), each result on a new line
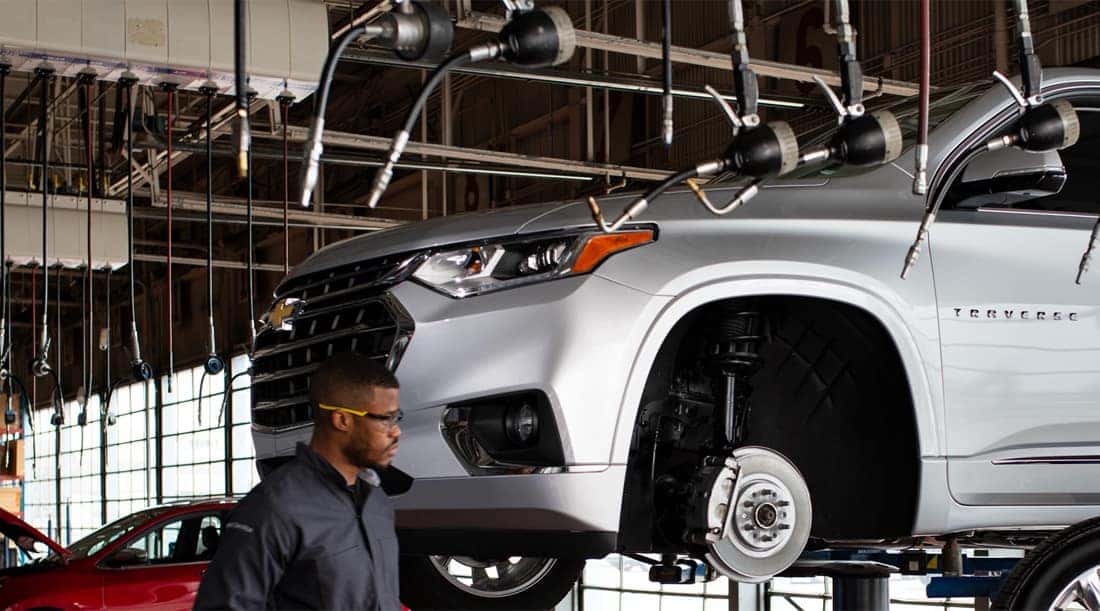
top-left (317, 403), bottom-right (403, 428)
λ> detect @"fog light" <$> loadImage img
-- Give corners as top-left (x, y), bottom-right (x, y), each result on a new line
top-left (505, 402), bottom-right (539, 447)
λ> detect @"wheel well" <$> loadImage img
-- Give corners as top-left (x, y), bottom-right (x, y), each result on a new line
top-left (618, 295), bottom-right (921, 551)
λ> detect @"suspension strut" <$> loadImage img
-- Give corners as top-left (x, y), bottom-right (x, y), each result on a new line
top-left (31, 67), bottom-right (55, 379)
top-left (706, 305), bottom-right (765, 449)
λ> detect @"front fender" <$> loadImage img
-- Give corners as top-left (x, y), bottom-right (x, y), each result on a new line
top-left (602, 261), bottom-right (944, 465)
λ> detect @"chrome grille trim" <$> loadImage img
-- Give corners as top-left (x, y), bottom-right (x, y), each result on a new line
top-left (252, 258), bottom-right (416, 432)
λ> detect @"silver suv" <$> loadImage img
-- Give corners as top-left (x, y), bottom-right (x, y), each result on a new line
top-left (251, 68), bottom-right (1100, 610)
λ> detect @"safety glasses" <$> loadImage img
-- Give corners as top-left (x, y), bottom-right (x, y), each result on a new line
top-left (317, 403), bottom-right (403, 430)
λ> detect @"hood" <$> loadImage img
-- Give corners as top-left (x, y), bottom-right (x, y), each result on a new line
top-left (282, 176), bottom-right (850, 285)
top-left (284, 200), bottom-right (576, 284)
top-left (0, 508), bottom-right (68, 559)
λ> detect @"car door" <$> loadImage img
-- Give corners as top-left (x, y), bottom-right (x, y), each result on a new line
top-left (933, 91), bottom-right (1100, 506)
top-left (99, 511), bottom-right (224, 610)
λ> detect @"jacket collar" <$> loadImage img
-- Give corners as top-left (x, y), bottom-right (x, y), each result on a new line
top-left (295, 442), bottom-right (380, 489)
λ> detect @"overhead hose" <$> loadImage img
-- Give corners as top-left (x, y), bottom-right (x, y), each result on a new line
top-left (217, 371), bottom-right (249, 426)
top-left (233, 0), bottom-right (250, 178)
top-left (246, 100), bottom-right (256, 345)
top-left (49, 266), bottom-right (63, 427)
top-left (199, 86), bottom-right (225, 424)
top-left (32, 69), bottom-right (54, 378)
top-left (122, 77), bottom-right (151, 381)
top-left (164, 84), bottom-right (176, 392)
top-left (660, 0), bottom-right (673, 148)
top-left (281, 97), bottom-right (290, 274)
top-left (0, 63), bottom-right (9, 387)
top-left (101, 268), bottom-right (116, 426)
top-left (364, 52), bottom-right (475, 209)
top-left (79, 76), bottom-right (94, 465)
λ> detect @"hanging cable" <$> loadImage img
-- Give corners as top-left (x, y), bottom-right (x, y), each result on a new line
top-left (31, 67), bottom-right (55, 378)
top-left (0, 64), bottom-right (11, 429)
top-left (77, 73), bottom-right (96, 466)
top-left (233, 0), bottom-right (251, 178)
top-left (198, 85), bottom-right (225, 426)
top-left (49, 266), bottom-right (63, 427)
top-left (912, 0), bottom-right (931, 195)
top-left (362, 6), bottom-right (574, 209)
top-left (246, 94), bottom-right (257, 345)
top-left (281, 95), bottom-right (291, 274)
top-left (121, 76), bottom-right (152, 381)
top-left (298, 1), bottom-right (455, 206)
top-left (162, 83), bottom-right (177, 392)
top-left (101, 268), bottom-right (117, 427)
top-left (660, 0), bottom-right (673, 148)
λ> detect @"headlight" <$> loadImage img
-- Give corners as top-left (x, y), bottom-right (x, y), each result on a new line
top-left (412, 229), bottom-right (654, 298)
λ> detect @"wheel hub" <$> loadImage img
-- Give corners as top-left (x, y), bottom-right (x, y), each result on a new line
top-left (733, 479), bottom-right (795, 555)
top-left (698, 446), bottom-right (812, 583)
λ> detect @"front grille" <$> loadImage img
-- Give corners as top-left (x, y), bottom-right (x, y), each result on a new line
top-left (251, 256), bottom-right (416, 430)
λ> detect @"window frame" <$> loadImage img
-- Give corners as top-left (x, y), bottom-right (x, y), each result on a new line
top-left (937, 80), bottom-right (1100, 220)
top-left (96, 508), bottom-right (230, 571)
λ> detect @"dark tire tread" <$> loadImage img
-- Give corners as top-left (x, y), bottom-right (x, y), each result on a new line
top-left (992, 517), bottom-right (1100, 610)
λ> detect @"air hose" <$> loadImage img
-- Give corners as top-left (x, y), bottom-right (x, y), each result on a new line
top-left (162, 83), bottom-right (177, 392)
top-left (31, 68), bottom-right (54, 379)
top-left (198, 86), bottom-right (225, 426)
top-left (121, 77), bottom-right (153, 382)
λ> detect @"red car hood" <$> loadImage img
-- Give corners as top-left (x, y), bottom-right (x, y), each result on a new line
top-left (0, 507), bottom-right (69, 559)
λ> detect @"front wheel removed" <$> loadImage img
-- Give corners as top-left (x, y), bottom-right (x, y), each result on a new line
top-left (696, 446), bottom-right (813, 582)
top-left (400, 554), bottom-right (584, 610)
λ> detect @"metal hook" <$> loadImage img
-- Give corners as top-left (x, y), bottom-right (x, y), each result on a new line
top-left (812, 76), bottom-right (849, 124)
top-left (605, 172), bottom-right (628, 195)
top-left (992, 70), bottom-right (1030, 109)
top-left (686, 178), bottom-right (761, 216)
top-left (704, 85), bottom-right (742, 134)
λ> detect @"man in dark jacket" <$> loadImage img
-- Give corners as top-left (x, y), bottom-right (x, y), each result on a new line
top-left (194, 353), bottom-right (405, 610)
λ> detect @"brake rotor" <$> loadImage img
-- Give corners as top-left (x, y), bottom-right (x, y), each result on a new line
top-left (703, 446), bottom-right (812, 583)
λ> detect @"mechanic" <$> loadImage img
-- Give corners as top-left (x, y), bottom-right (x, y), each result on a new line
top-left (194, 352), bottom-right (405, 611)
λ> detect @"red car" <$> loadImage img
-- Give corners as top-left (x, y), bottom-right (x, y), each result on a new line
top-left (0, 499), bottom-right (235, 610)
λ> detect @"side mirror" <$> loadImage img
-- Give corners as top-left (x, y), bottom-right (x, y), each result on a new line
top-left (950, 147), bottom-right (1066, 209)
top-left (105, 547), bottom-right (148, 567)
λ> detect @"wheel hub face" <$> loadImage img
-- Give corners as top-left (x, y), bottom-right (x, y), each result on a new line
top-left (732, 477), bottom-right (796, 556)
top-left (703, 446), bottom-right (812, 583)
top-left (1050, 564), bottom-right (1100, 611)
top-left (428, 555), bottom-right (557, 599)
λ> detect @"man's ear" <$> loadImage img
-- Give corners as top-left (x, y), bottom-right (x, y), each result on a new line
top-left (331, 410), bottom-right (354, 432)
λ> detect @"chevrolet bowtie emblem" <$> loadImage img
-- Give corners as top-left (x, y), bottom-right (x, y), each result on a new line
top-left (262, 297), bottom-right (302, 331)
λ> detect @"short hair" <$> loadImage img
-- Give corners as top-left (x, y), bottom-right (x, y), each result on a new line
top-left (310, 353), bottom-right (399, 425)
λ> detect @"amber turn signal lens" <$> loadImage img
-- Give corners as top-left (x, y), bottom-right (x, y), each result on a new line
top-left (572, 230), bottom-right (654, 273)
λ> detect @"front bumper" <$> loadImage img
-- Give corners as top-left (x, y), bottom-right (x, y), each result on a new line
top-left (254, 272), bottom-right (661, 536)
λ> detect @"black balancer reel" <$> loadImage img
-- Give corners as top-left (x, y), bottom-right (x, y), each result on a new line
top-left (496, 5), bottom-right (576, 68)
top-left (988, 97), bottom-right (1079, 153)
top-left (385, 0), bottom-right (455, 64)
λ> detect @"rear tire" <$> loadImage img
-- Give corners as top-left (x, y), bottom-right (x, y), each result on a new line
top-left (400, 554), bottom-right (583, 610)
top-left (993, 517), bottom-right (1100, 610)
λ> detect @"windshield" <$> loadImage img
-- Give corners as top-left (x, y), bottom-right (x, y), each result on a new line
top-left (792, 82), bottom-right (988, 178)
top-left (53, 508), bottom-right (166, 561)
